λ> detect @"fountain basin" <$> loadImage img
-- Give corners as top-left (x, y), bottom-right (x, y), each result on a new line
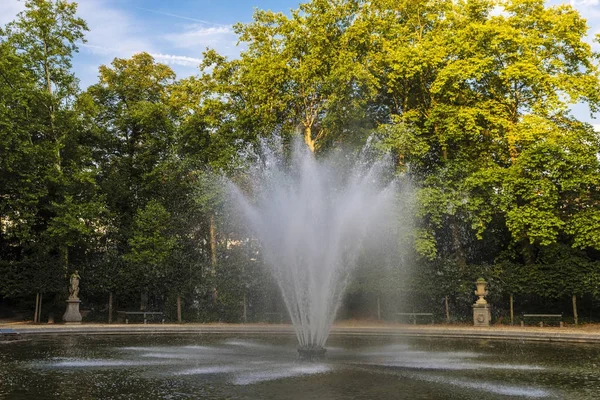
top-left (0, 333), bottom-right (596, 398)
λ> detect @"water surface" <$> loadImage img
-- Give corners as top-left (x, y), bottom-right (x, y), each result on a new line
top-left (1, 334), bottom-right (598, 399)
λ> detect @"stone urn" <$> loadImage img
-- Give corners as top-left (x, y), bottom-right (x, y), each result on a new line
top-left (474, 278), bottom-right (488, 305)
top-left (472, 278), bottom-right (491, 326)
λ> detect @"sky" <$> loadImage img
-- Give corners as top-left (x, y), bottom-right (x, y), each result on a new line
top-left (1, 0), bottom-right (599, 127)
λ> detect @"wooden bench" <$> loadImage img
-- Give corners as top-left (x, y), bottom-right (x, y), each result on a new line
top-left (117, 311), bottom-right (164, 324)
top-left (396, 312), bottom-right (434, 325)
top-left (520, 313), bottom-right (563, 328)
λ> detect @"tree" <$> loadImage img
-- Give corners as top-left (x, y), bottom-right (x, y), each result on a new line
top-left (233, 0), bottom-right (376, 152)
top-left (123, 200), bottom-right (177, 297)
top-left (0, 39), bottom-right (49, 257)
top-left (371, 0), bottom-right (600, 262)
top-left (86, 53), bottom-right (212, 316)
top-left (1, 0), bottom-right (102, 310)
top-left (86, 53), bottom-right (177, 251)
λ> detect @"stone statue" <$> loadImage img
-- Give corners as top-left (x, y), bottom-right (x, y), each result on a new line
top-left (69, 270), bottom-right (80, 300)
top-left (64, 270), bottom-right (82, 323)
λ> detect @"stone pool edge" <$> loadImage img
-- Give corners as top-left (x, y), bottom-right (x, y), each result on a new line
top-left (2, 324), bottom-right (600, 344)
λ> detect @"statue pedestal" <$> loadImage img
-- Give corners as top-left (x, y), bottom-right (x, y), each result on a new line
top-left (63, 299), bottom-right (82, 324)
top-left (473, 303), bottom-right (491, 326)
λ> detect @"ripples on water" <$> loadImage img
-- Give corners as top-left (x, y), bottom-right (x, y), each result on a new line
top-left (2, 335), bottom-right (599, 399)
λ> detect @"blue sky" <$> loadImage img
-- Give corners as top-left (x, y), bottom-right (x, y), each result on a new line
top-left (1, 0), bottom-right (599, 127)
top-left (0, 0), bottom-right (300, 88)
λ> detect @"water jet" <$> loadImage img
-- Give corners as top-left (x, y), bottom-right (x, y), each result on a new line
top-left (230, 137), bottom-right (398, 352)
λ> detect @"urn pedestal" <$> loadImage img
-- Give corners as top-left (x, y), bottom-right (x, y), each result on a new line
top-left (63, 299), bottom-right (82, 324)
top-left (472, 303), bottom-right (491, 327)
top-left (473, 278), bottom-right (491, 326)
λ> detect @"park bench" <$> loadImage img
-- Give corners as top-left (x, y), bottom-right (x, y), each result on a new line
top-left (116, 311), bottom-right (164, 324)
top-left (520, 313), bottom-right (563, 328)
top-left (396, 312), bottom-right (434, 325)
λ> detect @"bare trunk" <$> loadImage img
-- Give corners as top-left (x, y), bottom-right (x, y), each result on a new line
top-left (44, 40), bottom-right (52, 97)
top-left (510, 294), bottom-right (514, 325)
top-left (450, 222), bottom-right (466, 267)
top-left (209, 215), bottom-right (218, 305)
top-left (108, 292), bottom-right (113, 324)
top-left (61, 246), bottom-right (69, 274)
top-left (304, 126), bottom-right (315, 153)
top-left (43, 40), bottom-right (59, 172)
top-left (377, 296), bottom-right (381, 321)
top-left (572, 294), bottom-right (578, 325)
top-left (445, 296), bottom-right (450, 323)
top-left (140, 291), bottom-right (148, 311)
top-left (177, 295), bottom-right (182, 323)
top-left (38, 293), bottom-right (43, 323)
top-left (520, 240), bottom-right (536, 265)
top-left (34, 292), bottom-right (40, 324)
top-left (507, 132), bottom-right (518, 164)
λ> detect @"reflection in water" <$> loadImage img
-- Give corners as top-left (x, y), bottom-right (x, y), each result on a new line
top-left (174, 366), bottom-right (241, 376)
top-left (233, 364), bottom-right (331, 385)
top-left (49, 359), bottom-right (168, 368)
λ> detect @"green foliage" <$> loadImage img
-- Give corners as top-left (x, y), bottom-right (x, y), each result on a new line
top-left (3, 0), bottom-right (88, 97)
top-left (233, 0), bottom-right (377, 151)
top-left (2, 0), bottom-right (600, 322)
top-left (125, 200), bottom-right (176, 267)
top-left (1, 0), bottom-right (104, 302)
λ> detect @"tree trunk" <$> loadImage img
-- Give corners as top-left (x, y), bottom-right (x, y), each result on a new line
top-left (520, 240), bottom-right (536, 265)
top-left (38, 293), bottom-right (43, 323)
top-left (510, 294), bottom-right (514, 325)
top-left (209, 215), bottom-right (217, 274)
top-left (60, 246), bottom-right (69, 274)
top-left (507, 131), bottom-right (518, 164)
top-left (43, 40), bottom-right (60, 173)
top-left (450, 222), bottom-right (466, 267)
top-left (304, 126), bottom-right (315, 153)
top-left (34, 292), bottom-right (40, 324)
top-left (377, 296), bottom-right (381, 321)
top-left (445, 296), bottom-right (450, 323)
top-left (572, 295), bottom-right (578, 325)
top-left (177, 295), bottom-right (182, 323)
top-left (108, 292), bottom-right (113, 324)
top-left (140, 291), bottom-right (148, 311)
top-left (209, 215), bottom-right (218, 305)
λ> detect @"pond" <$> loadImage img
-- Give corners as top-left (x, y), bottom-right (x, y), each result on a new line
top-left (1, 333), bottom-right (598, 399)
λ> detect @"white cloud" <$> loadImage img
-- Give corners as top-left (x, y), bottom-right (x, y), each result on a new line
top-left (566, 0), bottom-right (600, 19)
top-left (136, 7), bottom-right (230, 27)
top-left (77, 0), bottom-right (157, 58)
top-left (165, 24), bottom-right (238, 56)
top-left (0, 0), bottom-right (212, 76)
top-left (150, 53), bottom-right (203, 67)
top-left (1, 0), bottom-right (154, 58)
top-left (570, 0), bottom-right (599, 6)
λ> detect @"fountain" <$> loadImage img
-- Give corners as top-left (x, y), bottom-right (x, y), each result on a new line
top-left (230, 137), bottom-right (398, 358)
